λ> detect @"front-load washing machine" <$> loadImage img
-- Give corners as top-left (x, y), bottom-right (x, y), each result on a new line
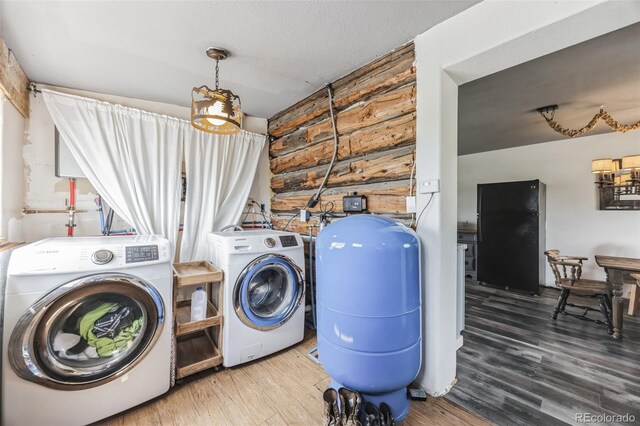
top-left (207, 230), bottom-right (305, 367)
top-left (2, 235), bottom-right (173, 426)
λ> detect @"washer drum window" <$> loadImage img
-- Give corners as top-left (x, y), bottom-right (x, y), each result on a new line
top-left (234, 254), bottom-right (304, 331)
top-left (8, 273), bottom-right (164, 390)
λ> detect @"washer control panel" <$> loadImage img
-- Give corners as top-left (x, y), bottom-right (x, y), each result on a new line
top-left (279, 235), bottom-right (298, 247)
top-left (9, 236), bottom-right (172, 275)
top-left (91, 249), bottom-right (114, 265)
top-left (125, 245), bottom-right (159, 263)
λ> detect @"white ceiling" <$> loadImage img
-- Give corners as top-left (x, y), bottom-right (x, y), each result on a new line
top-left (458, 22), bottom-right (640, 155)
top-left (0, 0), bottom-right (477, 119)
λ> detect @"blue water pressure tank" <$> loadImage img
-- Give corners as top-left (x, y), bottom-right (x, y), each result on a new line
top-left (316, 215), bottom-right (421, 421)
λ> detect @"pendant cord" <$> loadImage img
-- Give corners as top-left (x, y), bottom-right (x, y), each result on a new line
top-left (215, 59), bottom-right (220, 90)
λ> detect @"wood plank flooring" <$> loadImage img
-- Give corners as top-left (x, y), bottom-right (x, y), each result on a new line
top-left (101, 331), bottom-right (487, 426)
top-left (446, 283), bottom-right (640, 426)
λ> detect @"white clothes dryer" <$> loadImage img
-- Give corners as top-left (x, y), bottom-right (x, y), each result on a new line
top-left (2, 236), bottom-right (173, 426)
top-left (207, 230), bottom-right (305, 367)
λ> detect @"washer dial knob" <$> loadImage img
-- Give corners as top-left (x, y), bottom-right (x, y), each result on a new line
top-left (91, 249), bottom-right (114, 265)
top-left (264, 237), bottom-right (276, 248)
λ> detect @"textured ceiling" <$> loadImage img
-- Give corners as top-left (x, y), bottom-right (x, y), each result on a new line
top-left (0, 0), bottom-right (477, 119)
top-left (458, 22), bottom-right (640, 155)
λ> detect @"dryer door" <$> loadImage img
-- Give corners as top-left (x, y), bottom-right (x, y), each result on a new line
top-left (8, 273), bottom-right (164, 390)
top-left (234, 254), bottom-right (304, 330)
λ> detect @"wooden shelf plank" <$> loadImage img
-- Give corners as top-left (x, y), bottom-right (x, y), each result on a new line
top-left (176, 331), bottom-right (223, 379)
top-left (175, 299), bottom-right (221, 336)
top-left (173, 261), bottom-right (223, 287)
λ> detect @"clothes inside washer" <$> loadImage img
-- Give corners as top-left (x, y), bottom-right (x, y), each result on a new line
top-left (79, 303), bottom-right (143, 358)
top-left (53, 332), bottom-right (91, 360)
top-left (53, 332), bottom-right (102, 360)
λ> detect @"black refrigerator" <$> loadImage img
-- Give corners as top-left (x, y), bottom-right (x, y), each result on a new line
top-left (477, 180), bottom-right (546, 295)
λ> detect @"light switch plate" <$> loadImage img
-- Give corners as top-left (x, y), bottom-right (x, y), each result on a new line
top-left (419, 179), bottom-right (440, 194)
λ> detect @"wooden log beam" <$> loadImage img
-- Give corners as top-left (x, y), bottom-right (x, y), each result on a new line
top-left (271, 180), bottom-right (411, 214)
top-left (332, 45), bottom-right (415, 110)
top-left (0, 38), bottom-right (29, 118)
top-left (271, 144), bottom-right (414, 193)
top-left (336, 82), bottom-right (415, 135)
top-left (270, 82), bottom-right (416, 158)
top-left (268, 42), bottom-right (414, 138)
top-left (271, 215), bottom-right (320, 236)
top-left (270, 135), bottom-right (350, 175)
top-left (348, 111), bottom-right (415, 157)
top-left (270, 111), bottom-right (416, 174)
top-left (271, 213), bottom-right (414, 235)
top-left (268, 89), bottom-right (329, 142)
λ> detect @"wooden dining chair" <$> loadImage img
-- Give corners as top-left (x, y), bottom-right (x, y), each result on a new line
top-left (544, 250), bottom-right (613, 334)
top-left (629, 273), bottom-right (640, 316)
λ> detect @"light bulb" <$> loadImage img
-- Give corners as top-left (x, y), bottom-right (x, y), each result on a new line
top-left (206, 101), bottom-right (228, 126)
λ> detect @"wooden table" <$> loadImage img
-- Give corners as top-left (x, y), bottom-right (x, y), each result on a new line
top-left (595, 255), bottom-right (640, 340)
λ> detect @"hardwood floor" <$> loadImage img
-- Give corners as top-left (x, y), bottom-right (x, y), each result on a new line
top-left (101, 282), bottom-right (640, 426)
top-left (101, 331), bottom-right (487, 426)
top-left (446, 283), bottom-right (640, 426)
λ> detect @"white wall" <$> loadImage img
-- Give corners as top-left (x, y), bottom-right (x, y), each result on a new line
top-left (244, 117), bottom-right (271, 210)
top-left (0, 94), bottom-right (25, 241)
top-left (21, 84), bottom-right (269, 242)
top-left (413, 0), bottom-right (640, 396)
top-left (458, 131), bottom-right (640, 294)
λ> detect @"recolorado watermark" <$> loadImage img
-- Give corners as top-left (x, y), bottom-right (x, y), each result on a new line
top-left (576, 413), bottom-right (636, 423)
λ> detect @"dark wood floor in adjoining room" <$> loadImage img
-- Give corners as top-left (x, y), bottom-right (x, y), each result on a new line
top-left (446, 283), bottom-right (640, 426)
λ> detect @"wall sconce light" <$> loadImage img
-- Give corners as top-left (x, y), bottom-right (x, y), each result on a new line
top-left (621, 154), bottom-right (640, 182)
top-left (615, 173), bottom-right (632, 186)
top-left (591, 158), bottom-right (614, 186)
top-left (592, 155), bottom-right (640, 210)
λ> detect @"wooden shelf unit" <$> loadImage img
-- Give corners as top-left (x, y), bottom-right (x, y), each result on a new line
top-left (172, 260), bottom-right (224, 379)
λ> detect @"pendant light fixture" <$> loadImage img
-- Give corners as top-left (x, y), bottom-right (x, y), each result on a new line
top-left (191, 47), bottom-right (242, 135)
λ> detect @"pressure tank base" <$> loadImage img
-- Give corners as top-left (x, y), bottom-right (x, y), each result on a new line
top-left (330, 380), bottom-right (410, 422)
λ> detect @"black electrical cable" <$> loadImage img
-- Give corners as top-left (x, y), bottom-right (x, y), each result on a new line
top-left (305, 83), bottom-right (339, 209)
top-left (283, 212), bottom-right (300, 231)
top-left (320, 201), bottom-right (335, 215)
top-left (416, 193), bottom-right (436, 226)
top-left (251, 200), bottom-right (272, 228)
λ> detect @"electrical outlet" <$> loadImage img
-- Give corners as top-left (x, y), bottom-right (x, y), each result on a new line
top-left (300, 209), bottom-right (310, 222)
top-left (406, 196), bottom-right (416, 213)
top-left (419, 179), bottom-right (440, 194)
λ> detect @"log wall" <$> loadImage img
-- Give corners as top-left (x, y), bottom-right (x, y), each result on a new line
top-left (0, 37), bottom-right (30, 118)
top-left (268, 42), bottom-right (416, 235)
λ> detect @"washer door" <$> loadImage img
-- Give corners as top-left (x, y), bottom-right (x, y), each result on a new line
top-left (8, 273), bottom-right (164, 390)
top-left (234, 254), bottom-right (304, 331)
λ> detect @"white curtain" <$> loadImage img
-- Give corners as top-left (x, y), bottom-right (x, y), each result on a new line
top-left (42, 90), bottom-right (183, 251)
top-left (180, 129), bottom-right (266, 261)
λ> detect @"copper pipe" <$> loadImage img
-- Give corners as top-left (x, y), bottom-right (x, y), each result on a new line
top-left (67, 178), bottom-right (76, 237)
top-left (23, 209), bottom-right (88, 214)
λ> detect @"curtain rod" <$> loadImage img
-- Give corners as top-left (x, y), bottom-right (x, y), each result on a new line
top-left (30, 83), bottom-right (268, 138)
top-left (28, 83), bottom-right (42, 95)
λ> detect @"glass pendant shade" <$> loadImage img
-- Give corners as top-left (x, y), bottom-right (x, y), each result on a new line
top-left (191, 86), bottom-right (242, 135)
